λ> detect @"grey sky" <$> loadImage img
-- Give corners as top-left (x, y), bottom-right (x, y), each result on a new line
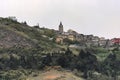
top-left (1, 0), bottom-right (120, 39)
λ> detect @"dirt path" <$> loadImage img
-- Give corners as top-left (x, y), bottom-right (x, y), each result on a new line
top-left (28, 69), bottom-right (84, 80)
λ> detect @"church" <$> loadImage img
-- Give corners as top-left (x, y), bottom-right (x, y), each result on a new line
top-left (59, 22), bottom-right (64, 34)
top-left (56, 22), bottom-right (78, 44)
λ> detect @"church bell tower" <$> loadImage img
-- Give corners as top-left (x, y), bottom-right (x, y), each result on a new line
top-left (59, 22), bottom-right (63, 34)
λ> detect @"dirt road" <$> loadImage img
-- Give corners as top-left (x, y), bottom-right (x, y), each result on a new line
top-left (28, 69), bottom-right (84, 80)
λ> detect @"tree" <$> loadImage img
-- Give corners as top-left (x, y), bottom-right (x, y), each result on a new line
top-left (23, 21), bottom-right (27, 25)
top-left (102, 53), bottom-right (119, 80)
top-left (77, 49), bottom-right (98, 78)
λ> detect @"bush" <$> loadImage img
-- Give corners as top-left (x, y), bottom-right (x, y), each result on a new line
top-left (0, 70), bottom-right (27, 80)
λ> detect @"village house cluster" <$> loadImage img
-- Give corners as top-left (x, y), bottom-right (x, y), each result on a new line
top-left (55, 22), bottom-right (120, 47)
top-left (55, 22), bottom-right (80, 44)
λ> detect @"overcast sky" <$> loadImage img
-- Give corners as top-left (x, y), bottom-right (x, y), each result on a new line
top-left (1, 0), bottom-right (120, 39)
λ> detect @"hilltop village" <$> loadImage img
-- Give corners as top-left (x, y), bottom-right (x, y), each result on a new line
top-left (1, 16), bottom-right (119, 49)
top-left (0, 17), bottom-right (120, 80)
top-left (55, 22), bottom-right (120, 48)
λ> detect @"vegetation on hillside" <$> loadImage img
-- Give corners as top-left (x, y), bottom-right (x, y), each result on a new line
top-left (0, 17), bottom-right (61, 50)
top-left (0, 17), bottom-right (120, 80)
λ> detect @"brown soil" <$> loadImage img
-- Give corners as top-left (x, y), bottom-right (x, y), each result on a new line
top-left (42, 70), bottom-right (62, 80)
top-left (28, 67), bottom-right (84, 80)
top-left (44, 75), bottom-right (61, 80)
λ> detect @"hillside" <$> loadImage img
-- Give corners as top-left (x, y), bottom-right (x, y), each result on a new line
top-left (0, 17), bottom-right (120, 80)
top-left (0, 17), bottom-right (60, 51)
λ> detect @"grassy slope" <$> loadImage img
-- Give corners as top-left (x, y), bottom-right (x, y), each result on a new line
top-left (0, 18), bottom-right (62, 51)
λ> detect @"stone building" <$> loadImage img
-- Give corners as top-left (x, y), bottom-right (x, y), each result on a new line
top-left (56, 35), bottom-right (63, 44)
top-left (68, 34), bottom-right (75, 41)
top-left (59, 22), bottom-right (63, 34)
top-left (56, 22), bottom-right (76, 43)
